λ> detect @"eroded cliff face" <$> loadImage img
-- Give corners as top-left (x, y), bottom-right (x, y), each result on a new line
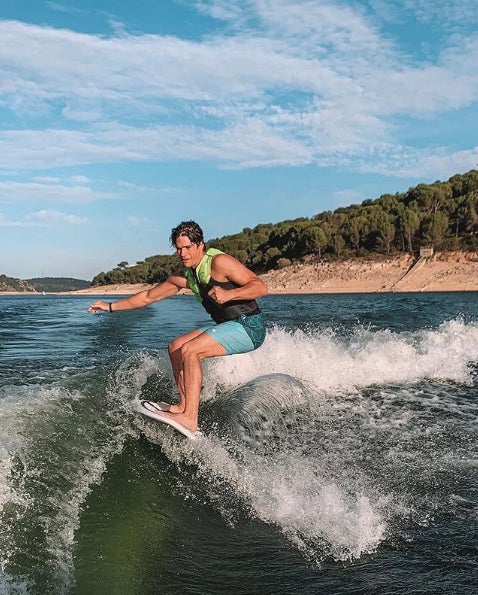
top-left (259, 251), bottom-right (478, 293)
top-left (0, 275), bottom-right (36, 292)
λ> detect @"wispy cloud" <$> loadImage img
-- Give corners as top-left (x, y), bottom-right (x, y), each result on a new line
top-left (70, 175), bottom-right (89, 183)
top-left (45, 2), bottom-right (82, 14)
top-left (0, 1), bottom-right (477, 178)
top-left (128, 215), bottom-right (149, 227)
top-left (0, 209), bottom-right (86, 226)
top-left (0, 179), bottom-right (115, 204)
top-left (26, 209), bottom-right (87, 224)
top-left (193, 0), bottom-right (245, 23)
top-left (0, 123), bottom-right (311, 169)
top-left (402, 0), bottom-right (478, 25)
top-left (117, 180), bottom-right (181, 194)
top-left (202, 0), bottom-right (478, 29)
top-left (0, 213), bottom-right (31, 227)
top-left (357, 145), bottom-right (478, 179)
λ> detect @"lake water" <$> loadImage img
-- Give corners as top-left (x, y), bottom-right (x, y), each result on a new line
top-left (0, 292), bottom-right (477, 594)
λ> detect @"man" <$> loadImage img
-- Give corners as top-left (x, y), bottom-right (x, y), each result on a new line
top-left (88, 221), bottom-right (268, 435)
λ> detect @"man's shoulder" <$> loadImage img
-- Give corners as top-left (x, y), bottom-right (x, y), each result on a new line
top-left (206, 247), bottom-right (225, 257)
top-left (210, 252), bottom-right (239, 271)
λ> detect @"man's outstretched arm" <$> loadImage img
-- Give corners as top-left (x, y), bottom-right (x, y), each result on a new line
top-left (88, 274), bottom-right (187, 313)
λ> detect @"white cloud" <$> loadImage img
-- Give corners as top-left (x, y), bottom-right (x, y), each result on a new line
top-left (0, 209), bottom-right (86, 227)
top-left (402, 0), bottom-right (478, 25)
top-left (62, 102), bottom-right (102, 122)
top-left (45, 2), bottom-right (82, 14)
top-left (0, 2), bottom-right (477, 178)
top-left (194, 1), bottom-right (245, 23)
top-left (1, 12), bottom-right (476, 118)
top-left (32, 176), bottom-right (61, 183)
top-left (0, 112), bottom-right (476, 178)
top-left (368, 0), bottom-right (478, 26)
top-left (128, 215), bottom-right (148, 226)
top-left (0, 218), bottom-right (35, 227)
top-left (117, 180), bottom-right (181, 194)
top-left (0, 212), bottom-right (27, 227)
top-left (0, 123), bottom-right (312, 169)
top-left (117, 180), bottom-right (144, 190)
top-left (0, 179), bottom-right (115, 204)
top-left (26, 209), bottom-right (87, 225)
top-left (356, 144), bottom-right (478, 178)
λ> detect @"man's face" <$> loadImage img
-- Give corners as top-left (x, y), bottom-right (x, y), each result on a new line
top-left (175, 235), bottom-right (204, 268)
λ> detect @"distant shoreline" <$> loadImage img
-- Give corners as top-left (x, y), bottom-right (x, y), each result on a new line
top-left (1, 251), bottom-right (477, 296)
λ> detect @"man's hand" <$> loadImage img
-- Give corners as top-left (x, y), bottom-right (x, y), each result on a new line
top-left (210, 254), bottom-right (268, 301)
top-left (207, 285), bottom-right (230, 304)
top-left (88, 300), bottom-right (109, 313)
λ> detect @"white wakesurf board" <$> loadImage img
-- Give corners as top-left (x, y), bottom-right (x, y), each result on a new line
top-left (134, 399), bottom-right (201, 440)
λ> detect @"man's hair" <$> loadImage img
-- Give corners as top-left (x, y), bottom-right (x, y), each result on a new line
top-left (170, 220), bottom-right (204, 247)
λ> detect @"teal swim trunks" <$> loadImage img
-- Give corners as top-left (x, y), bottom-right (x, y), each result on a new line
top-left (200, 313), bottom-right (266, 355)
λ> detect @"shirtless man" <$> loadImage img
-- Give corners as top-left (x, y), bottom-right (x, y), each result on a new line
top-left (88, 221), bottom-right (268, 435)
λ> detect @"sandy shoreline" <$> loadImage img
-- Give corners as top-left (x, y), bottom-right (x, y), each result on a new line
top-left (1, 252), bottom-right (477, 296)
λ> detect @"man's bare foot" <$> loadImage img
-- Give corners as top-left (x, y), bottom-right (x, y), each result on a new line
top-left (159, 411), bottom-right (198, 433)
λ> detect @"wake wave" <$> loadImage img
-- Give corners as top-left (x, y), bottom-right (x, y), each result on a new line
top-left (0, 319), bottom-right (476, 590)
top-left (154, 319), bottom-right (478, 562)
top-left (203, 318), bottom-right (478, 395)
top-left (0, 376), bottom-right (130, 594)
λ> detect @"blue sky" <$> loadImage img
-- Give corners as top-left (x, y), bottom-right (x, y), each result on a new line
top-left (1, 0), bottom-right (477, 280)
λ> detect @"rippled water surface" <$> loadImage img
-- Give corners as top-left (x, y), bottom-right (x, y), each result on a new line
top-left (0, 292), bottom-right (477, 594)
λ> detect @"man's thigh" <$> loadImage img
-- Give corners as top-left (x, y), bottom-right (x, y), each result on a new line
top-left (182, 329), bottom-right (228, 359)
top-left (202, 320), bottom-right (255, 356)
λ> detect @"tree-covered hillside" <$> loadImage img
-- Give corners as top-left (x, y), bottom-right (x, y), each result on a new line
top-left (91, 169), bottom-right (478, 286)
top-left (27, 277), bottom-right (90, 292)
top-left (0, 276), bottom-right (89, 292)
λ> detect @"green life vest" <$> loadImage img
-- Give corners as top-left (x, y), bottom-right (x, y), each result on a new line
top-left (184, 248), bottom-right (223, 302)
top-left (183, 248), bottom-right (261, 323)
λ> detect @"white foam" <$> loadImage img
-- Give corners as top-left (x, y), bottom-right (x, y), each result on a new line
top-left (112, 350), bottom-right (167, 402)
top-left (240, 452), bottom-right (387, 561)
top-left (2, 318), bottom-right (470, 581)
top-left (0, 381), bottom-right (131, 592)
top-left (0, 574), bottom-right (30, 595)
top-left (159, 319), bottom-right (478, 562)
top-left (162, 434), bottom-right (387, 562)
top-left (203, 319), bottom-right (478, 397)
top-left (0, 386), bottom-right (61, 518)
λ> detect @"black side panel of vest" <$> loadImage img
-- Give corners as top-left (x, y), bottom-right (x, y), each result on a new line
top-left (200, 279), bottom-right (260, 323)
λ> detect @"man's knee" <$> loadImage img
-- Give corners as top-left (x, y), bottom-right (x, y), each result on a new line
top-left (168, 339), bottom-right (178, 355)
top-left (169, 330), bottom-right (202, 356)
top-left (179, 340), bottom-right (199, 361)
top-left (169, 335), bottom-right (188, 355)
top-left (180, 336), bottom-right (220, 361)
